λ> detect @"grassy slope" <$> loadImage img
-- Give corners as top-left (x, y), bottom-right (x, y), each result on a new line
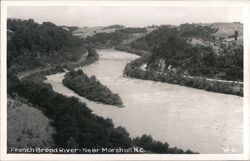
top-left (211, 22), bottom-right (243, 38)
top-left (7, 97), bottom-right (55, 150)
top-left (72, 26), bottom-right (124, 38)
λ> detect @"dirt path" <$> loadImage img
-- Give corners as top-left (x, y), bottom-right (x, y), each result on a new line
top-left (17, 52), bottom-right (88, 80)
top-left (17, 67), bottom-right (52, 80)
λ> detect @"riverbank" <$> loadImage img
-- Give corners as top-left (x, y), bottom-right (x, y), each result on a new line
top-left (16, 48), bottom-right (99, 82)
top-left (115, 45), bottom-right (151, 56)
top-left (119, 47), bottom-right (243, 96)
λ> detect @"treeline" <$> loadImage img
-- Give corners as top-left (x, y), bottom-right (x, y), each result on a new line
top-left (123, 53), bottom-right (243, 96)
top-left (178, 23), bottom-right (218, 40)
top-left (130, 24), bottom-right (217, 51)
top-left (128, 24), bottom-right (243, 82)
top-left (86, 27), bottom-right (148, 48)
top-left (86, 32), bottom-right (128, 47)
top-left (115, 45), bottom-right (151, 56)
top-left (63, 69), bottom-right (123, 107)
top-left (102, 25), bottom-right (125, 30)
top-left (9, 77), bottom-right (197, 154)
top-left (117, 27), bottom-right (147, 34)
top-left (62, 47), bottom-right (99, 70)
top-left (7, 19), bottom-right (86, 72)
top-left (133, 134), bottom-right (197, 154)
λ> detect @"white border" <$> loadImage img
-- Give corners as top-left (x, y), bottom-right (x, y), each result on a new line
top-left (1, 1), bottom-right (249, 161)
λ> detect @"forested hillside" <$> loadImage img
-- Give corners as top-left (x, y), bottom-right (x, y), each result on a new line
top-left (72, 25), bottom-right (125, 38)
top-left (85, 27), bottom-right (150, 48)
top-left (7, 19), bottom-right (86, 73)
top-left (123, 24), bottom-right (243, 82)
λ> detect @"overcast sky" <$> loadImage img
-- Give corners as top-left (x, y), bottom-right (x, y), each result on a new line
top-left (7, 6), bottom-right (243, 27)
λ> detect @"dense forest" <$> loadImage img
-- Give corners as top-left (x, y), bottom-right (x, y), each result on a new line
top-left (130, 24), bottom-right (217, 51)
top-left (7, 18), bottom-right (86, 73)
top-left (126, 24), bottom-right (243, 82)
top-left (63, 69), bottom-right (123, 107)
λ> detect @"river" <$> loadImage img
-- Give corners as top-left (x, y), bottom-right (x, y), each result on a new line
top-left (46, 49), bottom-right (243, 154)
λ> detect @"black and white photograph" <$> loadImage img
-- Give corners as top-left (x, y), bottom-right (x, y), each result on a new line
top-left (1, 0), bottom-right (249, 160)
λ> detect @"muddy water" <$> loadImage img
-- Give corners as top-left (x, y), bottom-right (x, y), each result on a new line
top-left (46, 49), bottom-right (243, 154)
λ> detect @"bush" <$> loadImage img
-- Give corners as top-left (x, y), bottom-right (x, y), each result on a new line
top-left (63, 69), bottom-right (123, 107)
top-left (132, 134), bottom-right (198, 154)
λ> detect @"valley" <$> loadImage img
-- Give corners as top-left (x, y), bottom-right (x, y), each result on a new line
top-left (6, 18), bottom-right (244, 154)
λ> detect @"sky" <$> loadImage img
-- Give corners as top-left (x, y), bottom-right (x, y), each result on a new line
top-left (7, 6), bottom-right (244, 27)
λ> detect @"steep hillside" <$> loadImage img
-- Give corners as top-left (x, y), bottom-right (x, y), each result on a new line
top-left (7, 96), bottom-right (55, 151)
top-left (7, 18), bottom-right (86, 73)
top-left (123, 23), bottom-right (243, 82)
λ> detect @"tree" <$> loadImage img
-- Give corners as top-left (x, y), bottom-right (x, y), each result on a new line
top-left (234, 30), bottom-right (239, 41)
top-left (66, 137), bottom-right (79, 149)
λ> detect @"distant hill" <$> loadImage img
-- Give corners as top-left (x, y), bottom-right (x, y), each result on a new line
top-left (61, 25), bottom-right (78, 32)
top-left (72, 25), bottom-right (125, 38)
top-left (210, 22), bottom-right (243, 39)
top-left (72, 22), bottom-right (243, 42)
top-left (72, 25), bottom-right (157, 41)
top-left (77, 26), bottom-right (156, 48)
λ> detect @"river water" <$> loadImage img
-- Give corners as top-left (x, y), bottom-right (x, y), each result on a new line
top-left (46, 49), bottom-right (243, 154)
